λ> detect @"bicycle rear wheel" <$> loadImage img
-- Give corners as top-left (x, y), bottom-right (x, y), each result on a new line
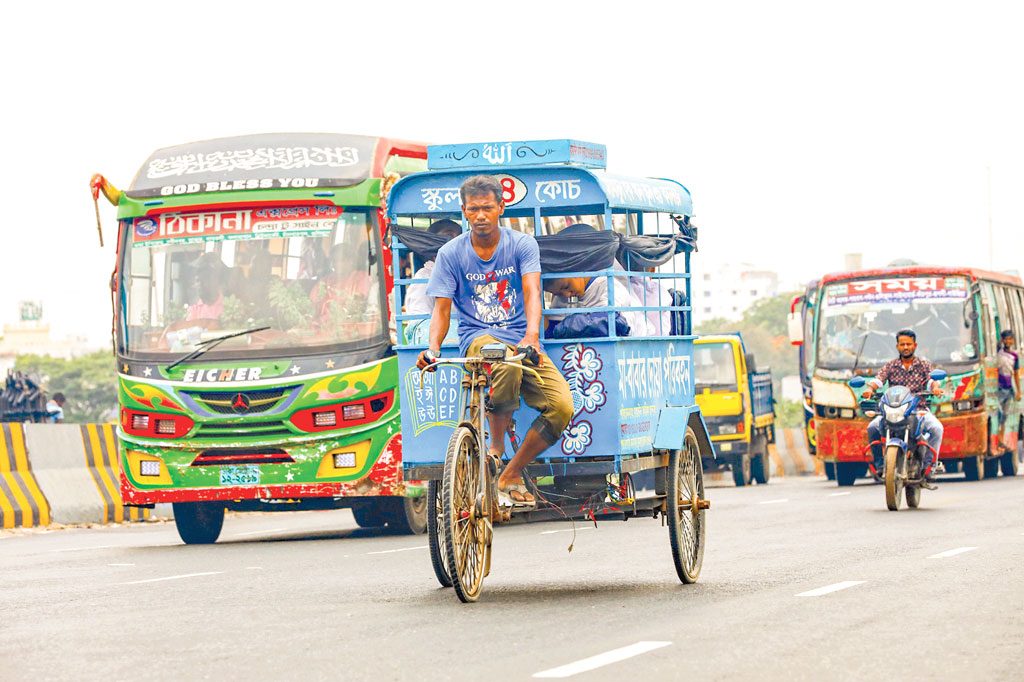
top-left (427, 480), bottom-right (452, 587)
top-left (667, 428), bottom-right (707, 584)
top-left (442, 426), bottom-right (489, 603)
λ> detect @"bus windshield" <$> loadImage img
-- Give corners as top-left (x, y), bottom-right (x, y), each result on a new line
top-left (695, 342), bottom-right (738, 391)
top-left (816, 276), bottom-right (978, 370)
top-left (119, 206), bottom-right (385, 359)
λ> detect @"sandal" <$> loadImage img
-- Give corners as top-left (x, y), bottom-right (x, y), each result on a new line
top-left (497, 477), bottom-right (537, 509)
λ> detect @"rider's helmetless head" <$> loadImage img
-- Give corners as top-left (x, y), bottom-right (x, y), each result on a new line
top-left (460, 175), bottom-right (505, 236)
top-left (896, 329), bottom-right (917, 359)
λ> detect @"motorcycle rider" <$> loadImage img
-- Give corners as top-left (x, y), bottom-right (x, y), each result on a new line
top-left (860, 329), bottom-right (944, 480)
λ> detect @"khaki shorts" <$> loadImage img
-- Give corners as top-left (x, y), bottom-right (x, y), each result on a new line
top-left (466, 334), bottom-right (574, 446)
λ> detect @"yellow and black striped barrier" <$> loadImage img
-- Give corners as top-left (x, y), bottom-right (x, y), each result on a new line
top-left (0, 423), bottom-right (51, 529)
top-left (80, 424), bottom-right (149, 523)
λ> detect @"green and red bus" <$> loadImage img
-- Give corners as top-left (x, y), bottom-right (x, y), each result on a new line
top-left (91, 133), bottom-right (429, 542)
top-left (789, 265), bottom-right (1024, 485)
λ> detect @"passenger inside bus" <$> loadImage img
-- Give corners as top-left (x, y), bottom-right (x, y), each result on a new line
top-left (187, 253), bottom-right (228, 321)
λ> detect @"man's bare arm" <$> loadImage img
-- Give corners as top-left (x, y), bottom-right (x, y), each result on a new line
top-left (417, 297), bottom-right (452, 369)
top-left (519, 271), bottom-right (543, 365)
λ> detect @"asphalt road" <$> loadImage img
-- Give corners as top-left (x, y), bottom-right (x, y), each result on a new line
top-left (2, 472), bottom-right (1023, 681)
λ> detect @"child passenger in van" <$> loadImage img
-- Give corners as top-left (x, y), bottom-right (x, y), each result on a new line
top-left (543, 266), bottom-right (649, 338)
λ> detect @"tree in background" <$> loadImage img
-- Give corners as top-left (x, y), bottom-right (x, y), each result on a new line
top-left (13, 351), bottom-right (117, 423)
top-left (696, 291), bottom-right (802, 427)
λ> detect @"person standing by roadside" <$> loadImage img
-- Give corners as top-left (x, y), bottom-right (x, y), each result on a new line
top-left (996, 329), bottom-right (1020, 454)
top-left (46, 392), bottom-right (66, 423)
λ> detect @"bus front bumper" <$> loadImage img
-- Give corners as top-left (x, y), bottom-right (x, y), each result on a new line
top-left (815, 412), bottom-right (987, 463)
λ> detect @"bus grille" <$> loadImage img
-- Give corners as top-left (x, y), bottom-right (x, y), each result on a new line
top-left (193, 420), bottom-right (294, 439)
top-left (186, 386), bottom-right (296, 415)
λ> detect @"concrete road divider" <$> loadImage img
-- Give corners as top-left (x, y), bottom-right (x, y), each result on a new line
top-left (80, 424), bottom-right (150, 524)
top-left (19, 423), bottom-right (150, 526)
top-left (769, 428), bottom-right (818, 477)
top-left (0, 423), bottom-right (51, 529)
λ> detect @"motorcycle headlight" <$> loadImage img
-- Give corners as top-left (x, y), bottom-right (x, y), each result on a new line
top-left (882, 403), bottom-right (909, 423)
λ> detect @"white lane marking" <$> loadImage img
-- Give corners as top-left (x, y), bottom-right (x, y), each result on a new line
top-left (759, 498), bottom-right (789, 505)
top-left (533, 641), bottom-right (672, 678)
top-left (367, 545), bottom-right (428, 555)
top-left (233, 528), bottom-right (287, 537)
top-left (828, 492), bottom-right (851, 497)
top-left (928, 547), bottom-right (978, 559)
top-left (541, 527), bottom-right (592, 535)
top-left (120, 571), bottom-right (224, 585)
top-left (48, 545), bottom-right (119, 553)
top-left (796, 581), bottom-right (866, 597)
top-left (108, 563), bottom-right (135, 567)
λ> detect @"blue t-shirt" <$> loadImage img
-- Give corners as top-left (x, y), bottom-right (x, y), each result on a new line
top-left (426, 227), bottom-right (541, 356)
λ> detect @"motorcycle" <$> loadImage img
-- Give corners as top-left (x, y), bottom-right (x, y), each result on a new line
top-left (850, 369), bottom-right (947, 511)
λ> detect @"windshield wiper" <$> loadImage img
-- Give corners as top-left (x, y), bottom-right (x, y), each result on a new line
top-left (166, 326), bottom-right (270, 372)
top-left (851, 332), bottom-right (870, 375)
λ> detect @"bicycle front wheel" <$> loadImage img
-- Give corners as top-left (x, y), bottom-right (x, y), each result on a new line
top-left (442, 425), bottom-right (488, 603)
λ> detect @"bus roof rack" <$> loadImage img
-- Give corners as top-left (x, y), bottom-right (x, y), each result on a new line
top-left (127, 133), bottom-right (413, 200)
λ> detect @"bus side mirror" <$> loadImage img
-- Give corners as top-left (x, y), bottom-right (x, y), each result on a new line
top-left (745, 352), bottom-right (756, 372)
top-left (930, 369), bottom-right (947, 382)
top-left (849, 376), bottom-right (866, 389)
top-left (787, 311), bottom-right (804, 346)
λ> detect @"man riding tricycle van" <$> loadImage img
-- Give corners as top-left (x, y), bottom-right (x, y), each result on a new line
top-left (850, 328), bottom-right (947, 510)
top-left (387, 139), bottom-right (714, 602)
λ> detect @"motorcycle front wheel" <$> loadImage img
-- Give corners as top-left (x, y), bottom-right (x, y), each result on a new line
top-left (884, 445), bottom-right (904, 511)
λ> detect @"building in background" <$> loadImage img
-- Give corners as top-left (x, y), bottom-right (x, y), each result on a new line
top-left (693, 262), bottom-right (781, 322)
top-left (0, 301), bottom-right (101, 376)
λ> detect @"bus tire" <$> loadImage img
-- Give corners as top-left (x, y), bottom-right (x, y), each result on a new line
top-left (732, 453), bottom-right (752, 487)
top-left (983, 456), bottom-right (1001, 479)
top-left (172, 502), bottom-right (225, 544)
top-left (751, 436), bottom-right (771, 485)
top-left (388, 495), bottom-right (428, 535)
top-left (835, 462), bottom-right (858, 486)
top-left (962, 454), bottom-right (984, 481)
top-left (352, 502), bottom-right (389, 528)
top-left (824, 461), bottom-right (836, 480)
top-left (1008, 444), bottom-right (1023, 476)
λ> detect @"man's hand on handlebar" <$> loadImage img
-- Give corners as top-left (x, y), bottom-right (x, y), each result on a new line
top-left (517, 335), bottom-right (543, 367)
top-left (861, 388), bottom-right (875, 399)
top-left (417, 348), bottom-right (441, 371)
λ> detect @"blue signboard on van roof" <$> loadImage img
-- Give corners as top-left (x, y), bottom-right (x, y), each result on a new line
top-left (428, 139), bottom-right (607, 171)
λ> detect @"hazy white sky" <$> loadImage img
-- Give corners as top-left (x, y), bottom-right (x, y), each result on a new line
top-left (3, 0), bottom-right (1023, 343)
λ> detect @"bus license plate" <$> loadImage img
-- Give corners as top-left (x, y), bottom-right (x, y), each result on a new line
top-left (220, 465), bottom-right (260, 486)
